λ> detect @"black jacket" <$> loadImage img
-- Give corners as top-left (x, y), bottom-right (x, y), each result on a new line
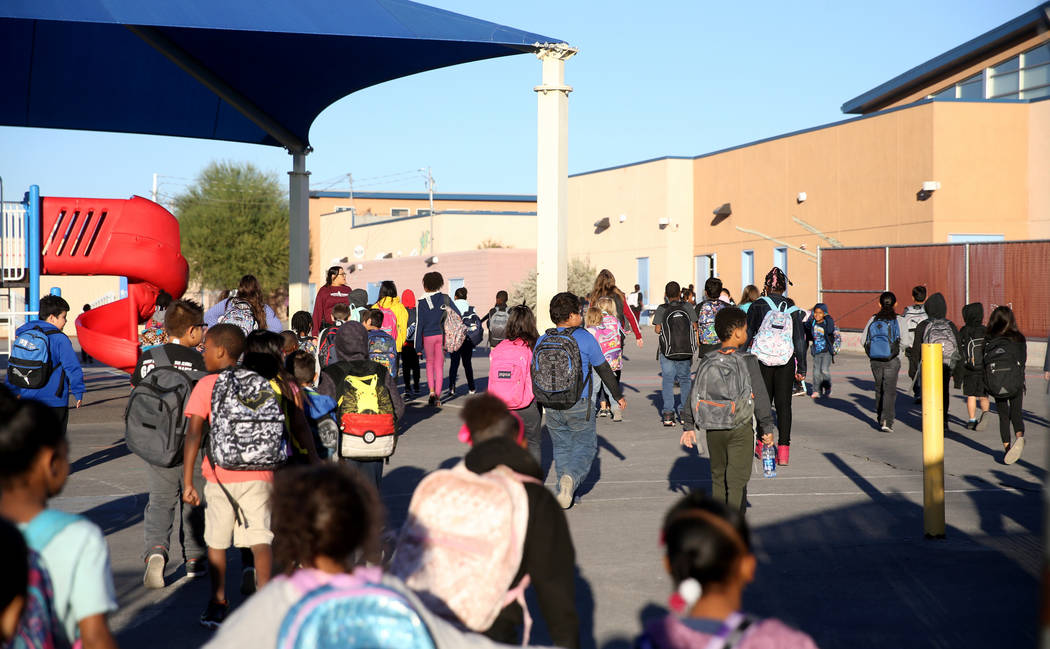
top-left (464, 437), bottom-right (579, 649)
top-left (317, 321), bottom-right (405, 421)
top-left (908, 293), bottom-right (961, 377)
top-left (955, 302), bottom-right (986, 381)
top-left (745, 294), bottom-right (807, 376)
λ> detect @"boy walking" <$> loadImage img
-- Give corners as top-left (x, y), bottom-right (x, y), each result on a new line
top-left (129, 299), bottom-right (209, 588)
top-left (363, 309), bottom-right (398, 377)
top-left (681, 307), bottom-right (776, 516)
top-left (6, 294), bottom-right (85, 432)
top-left (533, 292), bottom-right (627, 509)
top-left (901, 286), bottom-right (928, 403)
top-left (652, 281), bottom-right (697, 426)
top-left (907, 292), bottom-right (960, 430)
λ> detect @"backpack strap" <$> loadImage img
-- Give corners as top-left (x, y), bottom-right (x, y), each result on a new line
top-left (705, 613), bottom-right (757, 649)
top-left (24, 510), bottom-right (81, 551)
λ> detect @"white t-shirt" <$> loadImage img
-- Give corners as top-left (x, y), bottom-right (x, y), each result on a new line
top-left (627, 292), bottom-right (641, 309)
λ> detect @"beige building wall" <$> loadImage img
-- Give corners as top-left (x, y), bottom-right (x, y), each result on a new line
top-left (38, 275), bottom-right (123, 337)
top-left (1028, 99), bottom-right (1050, 239)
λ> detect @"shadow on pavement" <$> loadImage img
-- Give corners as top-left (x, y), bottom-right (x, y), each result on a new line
top-left (70, 440), bottom-right (131, 474)
top-left (667, 445), bottom-right (709, 494)
top-left (82, 493), bottom-right (146, 537)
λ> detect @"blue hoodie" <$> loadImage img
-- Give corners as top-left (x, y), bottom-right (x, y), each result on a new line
top-left (805, 303), bottom-right (836, 355)
top-left (6, 320), bottom-right (85, 407)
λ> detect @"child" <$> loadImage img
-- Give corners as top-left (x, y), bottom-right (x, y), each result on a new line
top-left (737, 285), bottom-right (759, 314)
top-left (653, 282), bottom-right (698, 427)
top-left (318, 302), bottom-right (352, 368)
top-left (372, 280), bottom-right (409, 354)
top-left (364, 309), bottom-right (398, 377)
top-left (139, 291), bottom-right (173, 351)
top-left (907, 292), bottom-right (959, 431)
top-left (290, 311), bottom-right (316, 355)
top-left (130, 298), bottom-right (209, 588)
top-left (638, 492), bottom-right (818, 649)
top-left (80, 304), bottom-right (93, 363)
top-left (181, 324), bottom-right (317, 628)
top-left (286, 350), bottom-right (339, 461)
top-left (984, 306), bottom-right (1027, 464)
top-left (415, 271), bottom-right (462, 407)
top-left (805, 303), bottom-right (836, 399)
top-left (681, 307), bottom-right (775, 515)
top-left (280, 330), bottom-right (299, 358)
top-left (957, 303), bottom-right (991, 431)
top-left (583, 299), bottom-right (622, 420)
top-left (0, 392), bottom-right (118, 649)
top-left (400, 290), bottom-right (421, 397)
top-left (5, 294), bottom-right (84, 434)
top-left (1, 503), bottom-right (66, 649)
top-left (448, 287), bottom-right (479, 398)
top-left (483, 290), bottom-right (511, 348)
top-left (862, 292), bottom-right (902, 433)
top-left (695, 278), bottom-right (727, 357)
top-left (534, 292), bottom-right (627, 509)
top-left (489, 305), bottom-right (543, 461)
top-left (902, 286), bottom-right (929, 404)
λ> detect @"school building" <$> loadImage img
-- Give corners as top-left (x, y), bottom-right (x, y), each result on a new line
top-left (315, 4), bottom-right (1049, 322)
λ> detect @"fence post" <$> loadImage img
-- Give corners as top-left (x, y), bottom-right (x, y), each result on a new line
top-left (922, 343), bottom-right (946, 539)
top-left (884, 246), bottom-right (889, 291)
top-left (964, 243), bottom-right (970, 304)
top-left (816, 246), bottom-right (822, 304)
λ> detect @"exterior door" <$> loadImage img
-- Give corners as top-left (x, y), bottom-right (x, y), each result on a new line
top-left (636, 257), bottom-right (649, 306)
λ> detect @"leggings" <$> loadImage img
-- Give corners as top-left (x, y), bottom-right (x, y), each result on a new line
top-left (760, 360), bottom-right (795, 446)
top-left (400, 343), bottom-right (420, 391)
top-left (448, 340), bottom-right (476, 391)
top-left (423, 334), bottom-right (445, 395)
top-left (994, 394), bottom-right (1025, 445)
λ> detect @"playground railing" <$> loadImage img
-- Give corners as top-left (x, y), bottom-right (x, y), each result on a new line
top-left (1, 200), bottom-right (28, 284)
top-left (0, 311), bottom-right (38, 357)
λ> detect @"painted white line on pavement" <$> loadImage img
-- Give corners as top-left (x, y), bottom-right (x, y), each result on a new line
top-left (577, 486), bottom-right (1029, 503)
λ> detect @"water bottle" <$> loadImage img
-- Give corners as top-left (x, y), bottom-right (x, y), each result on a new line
top-left (762, 443), bottom-right (776, 478)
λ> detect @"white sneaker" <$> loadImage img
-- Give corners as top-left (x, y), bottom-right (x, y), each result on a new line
top-left (143, 553), bottom-right (165, 589)
top-left (556, 475), bottom-right (575, 509)
top-left (1004, 436), bottom-right (1025, 465)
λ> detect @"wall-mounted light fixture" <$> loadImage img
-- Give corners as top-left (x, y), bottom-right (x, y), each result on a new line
top-left (425, 256), bottom-right (439, 266)
top-left (594, 217), bottom-right (610, 233)
top-left (917, 181), bottom-right (940, 201)
top-left (658, 217), bottom-right (671, 229)
top-left (796, 192), bottom-right (807, 204)
top-left (618, 214), bottom-right (627, 223)
top-left (711, 203), bottom-right (732, 226)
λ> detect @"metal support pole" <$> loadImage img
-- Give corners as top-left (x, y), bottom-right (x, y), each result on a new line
top-left (288, 151), bottom-right (311, 319)
top-left (884, 246), bottom-right (890, 291)
top-left (27, 185), bottom-right (40, 314)
top-left (964, 244), bottom-right (970, 304)
top-left (922, 343), bottom-right (946, 539)
top-left (816, 247), bottom-right (822, 304)
top-left (534, 43), bottom-right (577, 329)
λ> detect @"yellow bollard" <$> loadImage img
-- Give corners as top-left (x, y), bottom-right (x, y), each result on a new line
top-left (922, 343), bottom-right (946, 539)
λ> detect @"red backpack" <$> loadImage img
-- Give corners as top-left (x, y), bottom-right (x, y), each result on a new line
top-left (487, 339), bottom-right (534, 410)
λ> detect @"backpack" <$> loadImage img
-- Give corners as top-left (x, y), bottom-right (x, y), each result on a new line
top-left (660, 302), bottom-right (696, 361)
top-left (963, 327), bottom-right (986, 371)
top-left (318, 325), bottom-right (341, 367)
top-left (488, 307), bottom-right (509, 346)
top-left (218, 298), bottom-right (259, 337)
top-left (900, 306), bottom-right (928, 350)
top-left (864, 318), bottom-right (900, 361)
top-left (439, 296), bottom-right (467, 353)
top-left (832, 328), bottom-right (843, 355)
top-left (487, 339), bottom-right (534, 410)
top-left (688, 349), bottom-right (755, 431)
top-left (696, 300), bottom-right (726, 346)
top-left (297, 335), bottom-right (317, 355)
top-left (748, 297), bottom-right (799, 366)
top-left (983, 338), bottom-right (1024, 398)
top-left (923, 319), bottom-right (960, 368)
top-left (349, 304), bottom-right (367, 323)
top-left (462, 308), bottom-right (483, 347)
top-left (138, 322), bottom-right (169, 351)
top-left (592, 314), bottom-right (623, 371)
top-left (209, 367), bottom-right (288, 470)
top-left (324, 362), bottom-right (397, 459)
top-left (390, 463), bottom-right (535, 637)
top-left (302, 387), bottom-right (339, 460)
top-left (125, 346), bottom-right (204, 467)
top-left (11, 550), bottom-right (64, 649)
top-left (7, 326), bottom-right (60, 390)
top-left (277, 569), bottom-right (436, 649)
top-left (531, 327), bottom-right (586, 410)
top-left (368, 331), bottom-right (397, 372)
top-left (375, 306), bottom-right (398, 341)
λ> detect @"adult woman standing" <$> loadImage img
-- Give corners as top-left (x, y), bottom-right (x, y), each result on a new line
top-left (310, 265), bottom-right (351, 336)
top-left (415, 271), bottom-right (461, 407)
top-left (588, 269), bottom-right (643, 348)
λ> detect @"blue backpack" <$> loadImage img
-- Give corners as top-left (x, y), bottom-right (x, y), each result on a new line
top-left (462, 307), bottom-right (484, 347)
top-left (367, 331), bottom-right (397, 374)
top-left (865, 318), bottom-right (900, 361)
top-left (7, 326), bottom-right (61, 390)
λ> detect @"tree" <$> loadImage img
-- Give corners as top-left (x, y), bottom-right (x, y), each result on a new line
top-left (174, 161), bottom-right (289, 304)
top-left (510, 257), bottom-right (597, 311)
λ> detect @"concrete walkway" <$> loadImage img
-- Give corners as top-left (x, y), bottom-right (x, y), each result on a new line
top-left (48, 331), bottom-right (1048, 648)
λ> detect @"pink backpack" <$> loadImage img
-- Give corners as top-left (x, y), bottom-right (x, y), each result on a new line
top-left (375, 306), bottom-right (398, 341)
top-left (391, 463), bottom-right (537, 640)
top-left (591, 314), bottom-right (623, 371)
top-left (487, 339), bottom-right (534, 410)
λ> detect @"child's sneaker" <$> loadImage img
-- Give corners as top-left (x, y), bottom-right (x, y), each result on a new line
top-left (1004, 436), bottom-right (1025, 465)
top-left (880, 423), bottom-right (893, 433)
top-left (662, 413), bottom-right (675, 427)
top-left (185, 557), bottom-right (208, 579)
top-left (143, 553), bottom-right (165, 589)
top-left (556, 475), bottom-right (575, 509)
top-left (776, 445), bottom-right (790, 466)
top-left (200, 600), bottom-right (230, 629)
top-left (240, 566), bottom-right (257, 595)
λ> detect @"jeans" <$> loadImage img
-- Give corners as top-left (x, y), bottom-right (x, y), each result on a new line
top-left (143, 456), bottom-right (206, 562)
top-left (706, 420), bottom-right (754, 516)
top-left (514, 401), bottom-right (543, 463)
top-left (423, 334), bottom-right (444, 395)
top-left (343, 458), bottom-right (383, 491)
top-left (760, 359), bottom-right (795, 446)
top-left (547, 396), bottom-right (596, 492)
top-left (659, 355), bottom-right (693, 416)
top-left (448, 339), bottom-right (476, 391)
top-left (811, 351), bottom-right (832, 395)
top-left (994, 394), bottom-right (1025, 445)
top-left (870, 357), bottom-right (900, 426)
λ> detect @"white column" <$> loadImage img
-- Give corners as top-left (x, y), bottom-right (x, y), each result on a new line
top-left (534, 44), bottom-right (577, 331)
top-left (288, 150), bottom-right (312, 319)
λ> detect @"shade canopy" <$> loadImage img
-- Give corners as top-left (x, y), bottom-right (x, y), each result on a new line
top-left (0, 0), bottom-right (559, 150)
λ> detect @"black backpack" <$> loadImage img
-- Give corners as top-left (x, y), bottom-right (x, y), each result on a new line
top-left (531, 327), bottom-right (585, 410)
top-left (963, 326), bottom-right (986, 371)
top-left (983, 338), bottom-right (1024, 399)
top-left (124, 346), bottom-right (205, 467)
top-left (659, 302), bottom-right (696, 361)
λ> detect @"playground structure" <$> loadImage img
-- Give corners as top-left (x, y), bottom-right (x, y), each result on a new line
top-left (1, 185), bottom-right (188, 373)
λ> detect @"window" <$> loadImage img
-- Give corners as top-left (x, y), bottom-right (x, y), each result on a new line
top-left (636, 257), bottom-right (650, 306)
top-left (957, 73), bottom-right (983, 99)
top-left (334, 206), bottom-right (356, 215)
top-left (416, 208), bottom-right (432, 216)
top-left (741, 250), bottom-right (754, 287)
top-left (390, 208), bottom-right (409, 218)
top-left (947, 233), bottom-right (1005, 243)
top-left (774, 247), bottom-right (788, 294)
top-left (1022, 43), bottom-right (1050, 99)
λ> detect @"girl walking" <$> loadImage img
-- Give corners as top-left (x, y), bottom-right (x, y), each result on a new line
top-left (985, 306), bottom-right (1027, 464)
top-left (415, 272), bottom-right (461, 407)
top-left (862, 292), bottom-right (903, 433)
top-left (488, 304), bottom-right (544, 460)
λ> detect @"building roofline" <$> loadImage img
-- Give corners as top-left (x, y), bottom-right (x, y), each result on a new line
top-left (310, 191), bottom-right (536, 202)
top-left (841, 2), bottom-right (1050, 115)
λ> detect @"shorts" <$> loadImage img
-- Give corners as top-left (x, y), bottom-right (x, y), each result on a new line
top-left (203, 480), bottom-right (274, 549)
top-left (961, 373), bottom-right (988, 398)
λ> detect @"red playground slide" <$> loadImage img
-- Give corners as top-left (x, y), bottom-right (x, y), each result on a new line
top-left (40, 196), bottom-right (189, 373)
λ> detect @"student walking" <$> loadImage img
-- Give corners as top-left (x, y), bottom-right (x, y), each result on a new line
top-left (483, 290), bottom-right (511, 348)
top-left (695, 278), bottom-right (728, 357)
top-left (907, 292), bottom-right (959, 430)
top-left (901, 286), bottom-right (928, 403)
top-left (957, 303), bottom-right (991, 431)
top-left (311, 265), bottom-right (351, 336)
top-left (448, 287), bottom-right (478, 398)
top-left (653, 282), bottom-right (698, 426)
top-left (488, 305), bottom-right (544, 460)
top-left (5, 294), bottom-right (85, 433)
top-left (589, 270), bottom-right (644, 349)
top-left (737, 285), bottom-right (759, 314)
top-left (584, 298), bottom-right (625, 420)
top-left (400, 289), bottom-right (421, 396)
top-left (745, 268), bottom-right (805, 466)
top-left (984, 306), bottom-right (1028, 464)
top-left (805, 303), bottom-right (837, 398)
top-left (862, 292), bottom-right (903, 432)
top-left (415, 272), bottom-right (462, 407)
top-left (216, 275), bottom-right (282, 334)
top-left (373, 280), bottom-right (409, 353)
top-left (290, 311), bottom-right (316, 355)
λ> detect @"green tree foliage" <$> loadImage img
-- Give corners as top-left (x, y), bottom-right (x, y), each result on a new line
top-left (174, 161), bottom-right (289, 296)
top-left (510, 257), bottom-right (597, 311)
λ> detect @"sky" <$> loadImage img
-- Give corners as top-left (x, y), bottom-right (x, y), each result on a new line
top-left (0, 0), bottom-right (1039, 204)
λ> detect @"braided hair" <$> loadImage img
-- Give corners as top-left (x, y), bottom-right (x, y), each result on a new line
top-left (763, 267), bottom-right (787, 295)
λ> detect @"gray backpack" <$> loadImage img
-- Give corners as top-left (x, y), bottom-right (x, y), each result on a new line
top-left (689, 349), bottom-right (755, 431)
top-left (209, 367), bottom-right (287, 470)
top-left (923, 319), bottom-right (960, 368)
top-left (125, 346), bottom-right (205, 467)
top-left (488, 308), bottom-right (509, 346)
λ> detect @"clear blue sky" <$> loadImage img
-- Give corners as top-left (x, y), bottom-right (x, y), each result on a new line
top-left (0, 1), bottom-right (1038, 203)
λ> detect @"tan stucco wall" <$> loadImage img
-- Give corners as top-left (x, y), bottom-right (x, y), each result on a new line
top-left (1029, 99), bottom-right (1050, 239)
top-left (39, 275), bottom-right (123, 337)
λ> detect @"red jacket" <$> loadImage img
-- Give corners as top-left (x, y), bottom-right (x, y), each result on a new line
top-left (311, 285), bottom-right (351, 335)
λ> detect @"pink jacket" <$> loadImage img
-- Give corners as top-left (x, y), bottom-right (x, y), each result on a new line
top-left (640, 614), bottom-right (819, 649)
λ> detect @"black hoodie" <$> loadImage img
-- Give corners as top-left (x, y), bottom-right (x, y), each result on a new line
top-left (908, 292), bottom-right (961, 375)
top-left (317, 321), bottom-right (405, 421)
top-left (956, 303), bottom-right (986, 379)
top-left (464, 437), bottom-right (580, 649)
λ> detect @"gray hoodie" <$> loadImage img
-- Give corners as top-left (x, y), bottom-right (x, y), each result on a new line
top-left (317, 321), bottom-right (405, 421)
